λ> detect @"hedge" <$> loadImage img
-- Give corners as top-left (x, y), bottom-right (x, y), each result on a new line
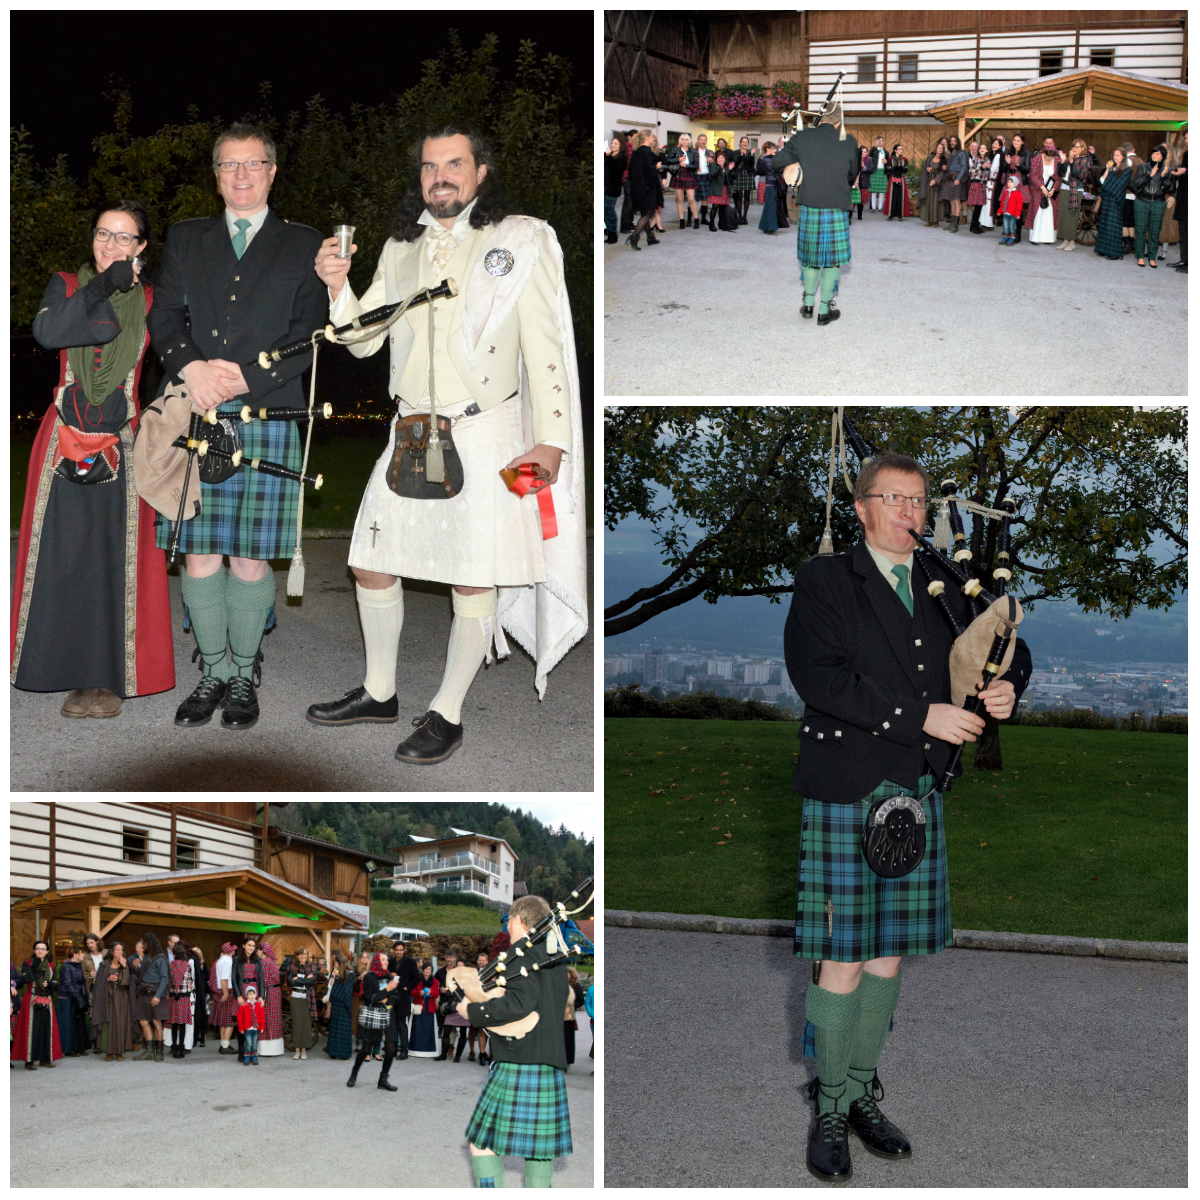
top-left (604, 684), bottom-right (794, 722)
top-left (1011, 707), bottom-right (1187, 734)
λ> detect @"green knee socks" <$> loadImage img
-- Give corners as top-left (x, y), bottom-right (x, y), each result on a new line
top-left (226, 571), bottom-right (276, 679)
top-left (846, 969), bottom-right (902, 1105)
top-left (802, 266), bottom-right (841, 315)
top-left (524, 1159), bottom-right (553, 1188)
top-left (803, 265), bottom-right (820, 308)
top-left (181, 568), bottom-right (230, 681)
top-left (805, 980), bottom-right (862, 1115)
top-left (471, 1154), bottom-right (504, 1188)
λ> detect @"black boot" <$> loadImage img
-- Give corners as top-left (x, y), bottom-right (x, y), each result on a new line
top-left (624, 231), bottom-right (641, 250)
top-left (847, 1074), bottom-right (912, 1160)
top-left (435, 1036), bottom-right (452, 1061)
top-left (699, 204), bottom-right (708, 225)
top-left (454, 1032), bottom-right (466, 1063)
top-left (604, 230), bottom-right (618, 243)
top-left (377, 1051), bottom-right (398, 1091)
top-left (645, 228), bottom-right (659, 245)
top-left (678, 218), bottom-right (686, 230)
top-left (347, 1046), bottom-right (369, 1087)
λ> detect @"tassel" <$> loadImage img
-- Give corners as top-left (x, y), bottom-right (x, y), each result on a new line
top-left (817, 527), bottom-right (835, 556)
top-left (286, 547), bottom-right (305, 597)
top-left (426, 427), bottom-right (445, 484)
top-left (932, 499), bottom-right (951, 551)
top-left (482, 615), bottom-right (511, 665)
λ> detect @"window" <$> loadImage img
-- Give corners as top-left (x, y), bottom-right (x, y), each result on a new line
top-left (313, 855), bottom-right (334, 898)
top-left (1039, 49), bottom-right (1063, 77)
top-left (505, 862), bottom-right (511, 873)
top-left (122, 826), bottom-right (148, 864)
top-left (1090, 48), bottom-right (1115, 68)
top-left (175, 839), bottom-right (199, 870)
top-left (897, 54), bottom-right (918, 82)
top-left (857, 55), bottom-right (877, 84)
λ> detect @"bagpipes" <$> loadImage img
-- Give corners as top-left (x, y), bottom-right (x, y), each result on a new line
top-left (815, 407), bottom-right (1025, 790)
top-left (778, 71), bottom-right (846, 189)
top-left (443, 877), bottom-right (593, 1039)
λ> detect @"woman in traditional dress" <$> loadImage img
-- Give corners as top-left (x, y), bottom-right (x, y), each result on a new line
top-left (729, 136), bottom-right (756, 226)
top-left (965, 141), bottom-right (987, 231)
top-left (706, 150), bottom-right (735, 232)
top-left (210, 941), bottom-right (239, 1055)
top-left (324, 954), bottom-right (355, 1060)
top-left (886, 144), bottom-right (911, 221)
top-left (756, 143), bottom-right (782, 234)
top-left (287, 945), bottom-right (318, 1060)
top-left (409, 963), bottom-right (440, 1057)
top-left (165, 942), bottom-right (195, 1058)
top-left (12, 202), bottom-right (174, 718)
top-left (256, 942), bottom-right (285, 1057)
top-left (11, 941), bottom-right (62, 1069)
top-left (982, 135), bottom-right (1005, 230)
top-left (56, 944), bottom-right (90, 1056)
top-left (1118, 143), bottom-right (1141, 253)
top-left (132, 932), bottom-right (169, 1062)
top-left (190, 946), bottom-right (209, 1048)
top-left (919, 138), bottom-right (948, 227)
top-left (1055, 140), bottom-right (1092, 252)
top-left (1026, 138), bottom-right (1062, 245)
top-left (1093, 147), bottom-right (1133, 261)
top-left (91, 942), bottom-right (133, 1062)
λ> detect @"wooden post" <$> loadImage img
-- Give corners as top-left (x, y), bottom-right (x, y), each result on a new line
top-left (975, 13), bottom-right (981, 93)
top-left (1083, 82), bottom-right (1093, 110)
top-left (48, 802), bottom-right (56, 890)
top-left (261, 802), bottom-right (270, 871)
top-left (958, 108), bottom-right (966, 146)
top-left (169, 803), bottom-right (177, 871)
top-left (324, 929), bottom-right (331, 967)
top-left (226, 886), bottom-right (237, 911)
top-left (1074, 19), bottom-right (1081, 71)
top-left (88, 905), bottom-right (101, 937)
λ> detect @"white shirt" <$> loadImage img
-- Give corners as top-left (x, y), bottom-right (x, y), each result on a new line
top-left (696, 150), bottom-right (709, 175)
top-left (215, 955), bottom-right (233, 987)
top-left (417, 197), bottom-right (479, 262)
top-left (224, 205), bottom-right (270, 248)
top-left (865, 540), bottom-right (914, 593)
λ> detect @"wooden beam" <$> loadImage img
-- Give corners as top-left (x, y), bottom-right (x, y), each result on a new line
top-left (713, 17), bottom-right (740, 87)
top-left (88, 906), bottom-right (101, 936)
top-left (603, 9), bottom-right (626, 70)
top-left (226, 886), bottom-right (236, 911)
top-left (169, 803), bottom-right (177, 872)
top-left (324, 930), bottom-right (331, 966)
top-left (973, 109), bottom-right (1186, 122)
top-left (261, 803), bottom-right (269, 871)
top-left (742, 17), bottom-right (770, 86)
top-left (882, 13), bottom-right (888, 112)
top-left (958, 107), bottom-right (966, 146)
top-left (1074, 19), bottom-right (1081, 71)
top-left (99, 909), bottom-right (131, 939)
top-left (309, 930), bottom-right (327, 958)
top-left (1084, 84), bottom-right (1094, 110)
top-left (101, 895), bottom-right (359, 931)
top-left (48, 803), bottom-right (56, 890)
top-left (964, 117), bottom-right (990, 146)
top-left (975, 12), bottom-right (981, 93)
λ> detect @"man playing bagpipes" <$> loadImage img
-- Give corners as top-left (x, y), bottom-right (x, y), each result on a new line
top-left (307, 126), bottom-right (588, 765)
top-left (144, 122), bottom-right (327, 731)
top-left (786, 450), bottom-right (1029, 1183)
top-left (448, 895), bottom-right (573, 1188)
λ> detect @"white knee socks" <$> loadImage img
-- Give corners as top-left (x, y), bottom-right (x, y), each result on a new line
top-left (429, 589), bottom-right (497, 726)
top-left (357, 581), bottom-right (404, 703)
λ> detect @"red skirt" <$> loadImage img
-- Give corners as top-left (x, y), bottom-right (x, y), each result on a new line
top-left (210, 990), bottom-right (239, 1027)
top-left (967, 181), bottom-right (986, 206)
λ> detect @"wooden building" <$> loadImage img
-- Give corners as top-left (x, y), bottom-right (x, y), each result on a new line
top-left (10, 802), bottom-right (398, 965)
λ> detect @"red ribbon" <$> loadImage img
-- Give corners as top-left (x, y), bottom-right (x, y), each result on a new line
top-left (507, 463), bottom-right (558, 540)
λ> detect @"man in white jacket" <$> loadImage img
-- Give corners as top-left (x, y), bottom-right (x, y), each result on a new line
top-left (307, 126), bottom-right (587, 765)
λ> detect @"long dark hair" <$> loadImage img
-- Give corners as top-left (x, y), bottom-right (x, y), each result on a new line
top-left (140, 932), bottom-right (162, 959)
top-left (388, 125), bottom-right (507, 244)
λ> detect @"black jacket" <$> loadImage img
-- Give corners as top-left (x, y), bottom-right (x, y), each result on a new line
top-left (1131, 161), bottom-right (1177, 202)
top-left (627, 145), bottom-right (665, 216)
top-left (387, 955), bottom-right (422, 1014)
top-left (771, 124), bottom-right (861, 211)
top-left (466, 939), bottom-right (568, 1070)
top-left (730, 150), bottom-right (756, 177)
top-left (232, 954), bottom-right (263, 1001)
top-left (603, 151), bottom-right (626, 197)
top-left (756, 153), bottom-right (778, 188)
top-left (784, 539), bottom-right (1029, 803)
top-left (147, 209), bottom-right (326, 409)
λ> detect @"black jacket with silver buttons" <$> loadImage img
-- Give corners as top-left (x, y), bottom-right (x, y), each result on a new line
top-left (785, 538), bottom-right (1029, 803)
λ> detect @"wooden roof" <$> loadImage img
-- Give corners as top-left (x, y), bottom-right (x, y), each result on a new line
top-left (926, 67), bottom-right (1188, 129)
top-left (10, 864), bottom-right (366, 939)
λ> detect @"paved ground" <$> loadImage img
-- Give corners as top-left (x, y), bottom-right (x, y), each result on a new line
top-left (605, 927), bottom-right (1186, 1187)
top-left (10, 534), bottom-right (593, 792)
top-left (10, 1025), bottom-right (593, 1187)
top-left (604, 200), bottom-right (1188, 396)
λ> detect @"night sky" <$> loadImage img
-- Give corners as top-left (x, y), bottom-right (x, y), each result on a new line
top-left (11, 10), bottom-right (593, 173)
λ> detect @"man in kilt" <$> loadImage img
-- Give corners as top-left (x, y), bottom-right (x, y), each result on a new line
top-left (784, 453), bottom-right (1021, 1183)
top-left (148, 122), bottom-right (327, 731)
top-left (771, 116), bottom-right (859, 326)
top-left (457, 895), bottom-right (572, 1188)
top-left (867, 136), bottom-right (889, 212)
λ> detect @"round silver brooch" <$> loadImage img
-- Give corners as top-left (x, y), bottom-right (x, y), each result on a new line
top-left (484, 247), bottom-right (514, 276)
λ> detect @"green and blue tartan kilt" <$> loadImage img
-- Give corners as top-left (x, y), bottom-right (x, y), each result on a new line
top-left (693, 174), bottom-right (711, 201)
top-left (850, 186), bottom-right (862, 204)
top-left (796, 206), bottom-right (852, 269)
top-left (730, 170), bottom-right (756, 193)
top-left (869, 167), bottom-right (888, 194)
top-left (465, 1062), bottom-right (573, 1159)
top-left (794, 773), bottom-right (952, 965)
top-left (154, 401), bottom-right (301, 559)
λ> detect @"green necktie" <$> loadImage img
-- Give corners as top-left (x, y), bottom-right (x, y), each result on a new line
top-left (231, 218), bottom-right (252, 260)
top-left (891, 564), bottom-right (913, 616)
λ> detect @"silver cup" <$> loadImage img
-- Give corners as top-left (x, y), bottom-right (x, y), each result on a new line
top-left (334, 224), bottom-right (356, 259)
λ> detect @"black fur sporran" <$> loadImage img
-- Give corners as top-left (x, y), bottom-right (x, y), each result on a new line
top-left (862, 793), bottom-right (928, 878)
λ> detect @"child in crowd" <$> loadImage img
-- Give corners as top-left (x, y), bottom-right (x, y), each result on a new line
top-left (237, 984), bottom-right (266, 1066)
top-left (999, 174), bottom-right (1025, 245)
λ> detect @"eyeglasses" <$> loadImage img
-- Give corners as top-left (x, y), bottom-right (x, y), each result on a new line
top-left (863, 493), bottom-right (932, 509)
top-left (217, 159), bottom-right (270, 173)
top-left (94, 228), bottom-right (139, 246)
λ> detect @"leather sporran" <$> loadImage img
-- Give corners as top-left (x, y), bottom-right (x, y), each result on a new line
top-left (386, 414), bottom-right (464, 499)
top-left (862, 793), bottom-right (927, 879)
top-left (198, 416), bottom-right (242, 484)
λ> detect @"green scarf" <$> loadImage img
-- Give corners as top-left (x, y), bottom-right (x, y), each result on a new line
top-left (66, 262), bottom-right (146, 409)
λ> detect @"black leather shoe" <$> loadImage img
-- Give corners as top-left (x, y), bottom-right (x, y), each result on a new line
top-left (817, 308), bottom-right (842, 326)
top-left (307, 685), bottom-right (399, 726)
top-left (848, 1094), bottom-right (913, 1160)
top-left (800, 305), bottom-right (814, 319)
top-left (220, 675), bottom-right (259, 731)
top-left (395, 710), bottom-right (463, 765)
top-left (175, 676), bottom-right (226, 727)
top-left (807, 1112), bottom-right (853, 1182)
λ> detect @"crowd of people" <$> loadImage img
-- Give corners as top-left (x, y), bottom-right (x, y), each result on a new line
top-left (603, 127), bottom-right (1187, 272)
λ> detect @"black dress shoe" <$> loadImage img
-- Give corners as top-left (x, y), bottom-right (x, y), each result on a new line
top-left (395, 710), bottom-right (463, 765)
top-left (220, 675), bottom-right (259, 731)
top-left (848, 1095), bottom-right (912, 1159)
top-left (800, 305), bottom-right (814, 319)
top-left (807, 1112), bottom-right (853, 1182)
top-left (175, 676), bottom-right (226, 727)
top-left (817, 308), bottom-right (842, 326)
top-left (307, 685), bottom-right (399, 726)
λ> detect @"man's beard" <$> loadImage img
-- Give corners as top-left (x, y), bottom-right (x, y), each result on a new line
top-left (426, 188), bottom-right (469, 219)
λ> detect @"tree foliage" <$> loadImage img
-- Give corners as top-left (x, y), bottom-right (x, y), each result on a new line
top-left (10, 33), bottom-right (592, 347)
top-left (604, 405), bottom-right (1187, 638)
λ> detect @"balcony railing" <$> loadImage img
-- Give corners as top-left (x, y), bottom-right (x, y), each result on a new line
top-left (432, 878), bottom-right (490, 896)
top-left (394, 851), bottom-right (498, 877)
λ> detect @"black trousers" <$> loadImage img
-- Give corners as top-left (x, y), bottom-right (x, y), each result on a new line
top-left (1178, 217), bottom-right (1187, 263)
top-left (619, 182), bottom-right (635, 233)
top-left (394, 1008), bottom-right (409, 1055)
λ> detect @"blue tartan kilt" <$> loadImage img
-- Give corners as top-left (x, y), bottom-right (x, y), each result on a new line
top-left (730, 170), bottom-right (755, 193)
top-left (796, 206), bottom-right (852, 269)
top-left (693, 175), bottom-right (711, 201)
top-left (465, 1062), bottom-right (573, 1159)
top-left (154, 401), bottom-right (301, 559)
top-left (794, 773), bottom-right (952, 964)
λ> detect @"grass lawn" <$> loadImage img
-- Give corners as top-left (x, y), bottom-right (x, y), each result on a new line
top-left (605, 718), bottom-right (1186, 944)
top-left (368, 897), bottom-right (502, 938)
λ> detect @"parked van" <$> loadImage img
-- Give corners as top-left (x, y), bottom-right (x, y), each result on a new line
top-left (373, 925), bottom-right (430, 942)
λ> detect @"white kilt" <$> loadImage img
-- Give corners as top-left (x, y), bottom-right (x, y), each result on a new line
top-left (347, 398), bottom-right (548, 587)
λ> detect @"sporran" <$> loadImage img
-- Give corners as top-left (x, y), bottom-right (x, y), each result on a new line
top-left (386, 414), bottom-right (464, 500)
top-left (862, 792), bottom-right (928, 878)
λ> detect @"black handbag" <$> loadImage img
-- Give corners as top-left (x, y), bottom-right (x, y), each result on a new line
top-left (198, 416), bottom-right (242, 484)
top-left (386, 414), bottom-right (464, 499)
top-left (862, 793), bottom-right (928, 879)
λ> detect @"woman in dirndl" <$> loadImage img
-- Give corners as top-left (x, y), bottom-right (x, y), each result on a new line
top-left (729, 136), bottom-right (756, 226)
top-left (166, 942), bottom-right (195, 1058)
top-left (1093, 147), bottom-right (1132, 260)
top-left (12, 941), bottom-right (62, 1069)
top-left (409, 964), bottom-right (440, 1057)
top-left (324, 954), bottom-right (355, 1059)
top-left (12, 201), bottom-right (174, 717)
